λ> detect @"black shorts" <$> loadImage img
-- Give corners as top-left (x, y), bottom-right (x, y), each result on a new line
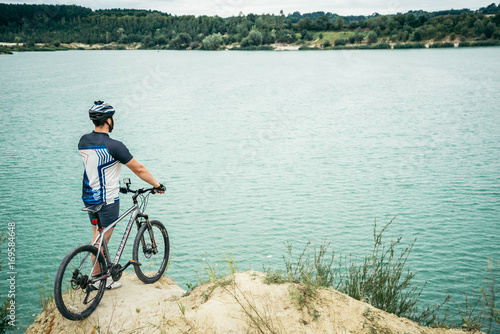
top-left (86, 202), bottom-right (120, 228)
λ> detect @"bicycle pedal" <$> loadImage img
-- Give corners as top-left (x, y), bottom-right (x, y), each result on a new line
top-left (118, 260), bottom-right (142, 272)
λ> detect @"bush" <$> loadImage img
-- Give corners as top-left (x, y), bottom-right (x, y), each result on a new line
top-left (155, 35), bottom-right (168, 45)
top-left (247, 30), bottom-right (263, 46)
top-left (261, 30), bottom-right (275, 44)
top-left (371, 42), bottom-right (391, 49)
top-left (393, 43), bottom-right (426, 49)
top-left (459, 40), bottom-right (500, 47)
top-left (275, 29), bottom-right (297, 43)
top-left (142, 35), bottom-right (154, 48)
top-left (223, 34), bottom-right (237, 45)
top-left (202, 33), bottom-right (223, 50)
top-left (231, 45), bottom-right (273, 51)
top-left (300, 29), bottom-right (313, 41)
top-left (434, 31), bottom-right (447, 41)
top-left (334, 38), bottom-right (346, 46)
top-left (348, 32), bottom-right (366, 44)
top-left (332, 44), bottom-right (371, 50)
top-left (474, 19), bottom-right (485, 36)
top-left (411, 29), bottom-right (422, 41)
top-left (322, 39), bottom-right (331, 48)
top-left (190, 41), bottom-right (201, 49)
top-left (367, 31), bottom-right (378, 44)
top-left (298, 45), bottom-right (316, 50)
top-left (169, 32), bottom-right (192, 50)
top-left (429, 42), bottom-right (454, 48)
top-left (485, 22), bottom-right (496, 39)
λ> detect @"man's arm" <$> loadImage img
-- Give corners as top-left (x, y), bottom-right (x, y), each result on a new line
top-left (125, 158), bottom-right (164, 192)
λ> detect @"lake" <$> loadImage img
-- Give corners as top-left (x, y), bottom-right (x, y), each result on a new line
top-left (0, 48), bottom-right (499, 331)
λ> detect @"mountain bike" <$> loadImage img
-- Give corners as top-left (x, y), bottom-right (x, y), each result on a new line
top-left (54, 178), bottom-right (169, 321)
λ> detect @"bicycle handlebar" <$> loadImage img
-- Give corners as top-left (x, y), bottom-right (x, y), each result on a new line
top-left (120, 179), bottom-right (165, 199)
top-left (120, 186), bottom-right (155, 195)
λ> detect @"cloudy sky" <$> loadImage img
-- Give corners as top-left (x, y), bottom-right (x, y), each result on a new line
top-left (0, 0), bottom-right (493, 17)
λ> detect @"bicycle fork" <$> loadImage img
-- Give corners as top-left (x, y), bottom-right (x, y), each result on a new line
top-left (137, 214), bottom-right (158, 254)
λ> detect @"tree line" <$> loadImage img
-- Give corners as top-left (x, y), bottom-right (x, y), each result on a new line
top-left (0, 3), bottom-right (499, 50)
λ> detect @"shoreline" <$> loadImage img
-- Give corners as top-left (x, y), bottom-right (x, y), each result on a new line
top-left (1, 40), bottom-right (500, 53)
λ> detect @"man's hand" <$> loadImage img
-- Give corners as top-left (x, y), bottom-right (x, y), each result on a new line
top-left (154, 183), bottom-right (166, 194)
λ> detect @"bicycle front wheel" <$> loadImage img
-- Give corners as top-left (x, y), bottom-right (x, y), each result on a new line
top-left (54, 244), bottom-right (107, 320)
top-left (132, 220), bottom-right (169, 284)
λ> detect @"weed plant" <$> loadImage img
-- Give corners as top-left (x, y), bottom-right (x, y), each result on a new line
top-left (37, 275), bottom-right (55, 312)
top-left (282, 239), bottom-right (339, 288)
top-left (265, 217), bottom-right (450, 326)
top-left (196, 250), bottom-right (238, 286)
top-left (189, 220), bottom-right (498, 331)
top-left (0, 232), bottom-right (10, 333)
top-left (192, 250), bottom-right (280, 333)
top-left (450, 279), bottom-right (484, 331)
top-left (339, 218), bottom-right (430, 322)
top-left (480, 258), bottom-right (500, 334)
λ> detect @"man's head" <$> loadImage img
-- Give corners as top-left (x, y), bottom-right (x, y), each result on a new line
top-left (89, 100), bottom-right (115, 133)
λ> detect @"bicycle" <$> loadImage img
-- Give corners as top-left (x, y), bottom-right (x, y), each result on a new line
top-left (54, 178), bottom-right (169, 321)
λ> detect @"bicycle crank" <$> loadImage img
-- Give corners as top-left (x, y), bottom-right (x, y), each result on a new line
top-left (110, 260), bottom-right (142, 281)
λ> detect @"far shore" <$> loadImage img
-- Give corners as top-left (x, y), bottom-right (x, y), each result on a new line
top-left (1, 39), bottom-right (500, 53)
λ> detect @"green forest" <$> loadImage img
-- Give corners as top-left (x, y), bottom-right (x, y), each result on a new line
top-left (0, 2), bottom-right (499, 51)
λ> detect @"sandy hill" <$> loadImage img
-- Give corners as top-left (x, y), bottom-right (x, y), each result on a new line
top-left (28, 271), bottom-right (468, 334)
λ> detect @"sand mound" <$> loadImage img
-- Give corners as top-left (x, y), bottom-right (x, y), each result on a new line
top-left (28, 271), bottom-right (468, 333)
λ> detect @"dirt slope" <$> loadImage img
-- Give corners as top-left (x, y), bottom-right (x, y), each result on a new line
top-left (28, 271), bottom-right (469, 334)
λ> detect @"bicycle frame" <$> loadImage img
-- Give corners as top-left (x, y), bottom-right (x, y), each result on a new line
top-left (53, 183), bottom-right (167, 321)
top-left (89, 202), bottom-right (143, 281)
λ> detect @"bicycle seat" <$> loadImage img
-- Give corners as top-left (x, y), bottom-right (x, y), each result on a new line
top-left (82, 203), bottom-right (105, 214)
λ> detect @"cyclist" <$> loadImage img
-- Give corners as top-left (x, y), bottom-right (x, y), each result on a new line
top-left (78, 100), bottom-right (165, 289)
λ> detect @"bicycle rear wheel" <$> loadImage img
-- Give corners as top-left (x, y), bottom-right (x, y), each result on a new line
top-left (132, 220), bottom-right (169, 284)
top-left (54, 244), bottom-right (107, 320)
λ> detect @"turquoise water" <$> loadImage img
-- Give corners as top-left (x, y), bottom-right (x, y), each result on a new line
top-left (0, 48), bottom-right (499, 330)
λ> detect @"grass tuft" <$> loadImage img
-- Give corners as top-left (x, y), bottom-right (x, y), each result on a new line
top-left (264, 217), bottom-right (450, 326)
top-left (480, 258), bottom-right (500, 334)
top-left (38, 275), bottom-right (54, 312)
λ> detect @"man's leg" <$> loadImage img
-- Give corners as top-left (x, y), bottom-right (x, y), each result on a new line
top-left (91, 225), bottom-right (114, 275)
top-left (91, 225), bottom-right (122, 289)
top-left (88, 202), bottom-right (119, 275)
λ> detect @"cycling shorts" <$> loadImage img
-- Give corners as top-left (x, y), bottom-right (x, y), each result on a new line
top-left (86, 202), bottom-right (120, 228)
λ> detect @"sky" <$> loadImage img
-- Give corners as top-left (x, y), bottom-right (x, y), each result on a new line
top-left (0, 0), bottom-right (494, 17)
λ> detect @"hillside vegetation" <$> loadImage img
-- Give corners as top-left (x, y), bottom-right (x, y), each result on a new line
top-left (0, 3), bottom-right (499, 51)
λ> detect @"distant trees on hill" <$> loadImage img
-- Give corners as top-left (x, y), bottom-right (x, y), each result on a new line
top-left (0, 3), bottom-right (499, 49)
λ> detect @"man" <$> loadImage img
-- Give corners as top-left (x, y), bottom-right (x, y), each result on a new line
top-left (78, 100), bottom-right (165, 289)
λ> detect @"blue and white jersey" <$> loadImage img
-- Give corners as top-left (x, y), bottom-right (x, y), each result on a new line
top-left (78, 131), bottom-right (133, 205)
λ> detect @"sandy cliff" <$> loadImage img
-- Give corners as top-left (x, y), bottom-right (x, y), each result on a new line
top-left (28, 271), bottom-right (468, 334)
